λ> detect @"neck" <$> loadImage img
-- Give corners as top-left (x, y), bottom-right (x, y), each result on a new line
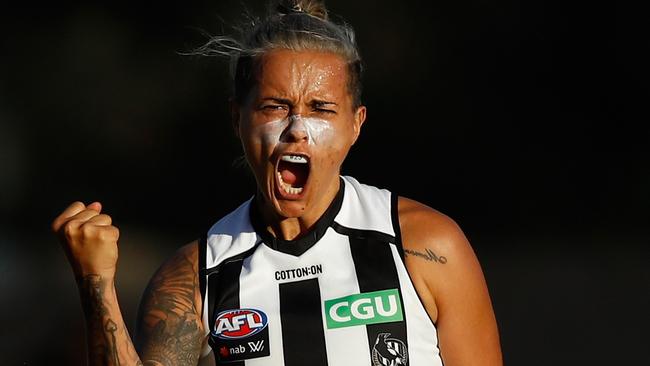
top-left (258, 177), bottom-right (341, 241)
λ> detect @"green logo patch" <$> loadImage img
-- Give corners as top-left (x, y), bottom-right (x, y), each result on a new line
top-left (324, 289), bottom-right (403, 329)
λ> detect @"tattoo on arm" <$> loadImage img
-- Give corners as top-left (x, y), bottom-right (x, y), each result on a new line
top-left (136, 248), bottom-right (203, 366)
top-left (79, 274), bottom-right (122, 365)
top-left (404, 248), bottom-right (448, 264)
top-left (105, 319), bottom-right (119, 365)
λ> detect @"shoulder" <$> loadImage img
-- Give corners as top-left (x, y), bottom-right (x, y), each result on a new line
top-left (397, 196), bottom-right (475, 270)
top-left (397, 196), bottom-right (468, 252)
top-left (397, 196), bottom-right (484, 321)
top-left (136, 240), bottom-right (204, 336)
top-left (153, 240), bottom-right (200, 285)
top-left (397, 196), bottom-right (502, 364)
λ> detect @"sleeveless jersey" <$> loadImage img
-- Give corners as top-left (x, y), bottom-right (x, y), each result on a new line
top-left (198, 176), bottom-right (443, 366)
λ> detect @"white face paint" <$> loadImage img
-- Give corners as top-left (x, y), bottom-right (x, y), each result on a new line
top-left (253, 114), bottom-right (336, 147)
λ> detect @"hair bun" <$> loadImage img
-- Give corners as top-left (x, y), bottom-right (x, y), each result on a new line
top-left (276, 0), bottom-right (329, 20)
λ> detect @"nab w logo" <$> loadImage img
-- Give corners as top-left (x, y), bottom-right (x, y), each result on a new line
top-left (248, 340), bottom-right (265, 352)
top-left (324, 289), bottom-right (403, 329)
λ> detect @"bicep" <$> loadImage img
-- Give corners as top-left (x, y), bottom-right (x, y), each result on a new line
top-left (433, 236), bottom-right (502, 365)
top-left (135, 241), bottom-right (205, 366)
top-left (399, 197), bottom-right (502, 365)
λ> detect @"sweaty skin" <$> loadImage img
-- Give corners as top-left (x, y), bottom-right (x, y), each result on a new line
top-left (53, 49), bottom-right (501, 366)
top-left (253, 115), bottom-right (338, 147)
top-left (233, 49), bottom-right (366, 241)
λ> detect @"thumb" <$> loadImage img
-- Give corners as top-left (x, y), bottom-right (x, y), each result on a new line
top-left (87, 201), bottom-right (102, 213)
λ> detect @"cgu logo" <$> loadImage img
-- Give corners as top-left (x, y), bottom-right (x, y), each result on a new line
top-left (324, 289), bottom-right (403, 329)
top-left (213, 309), bottom-right (268, 339)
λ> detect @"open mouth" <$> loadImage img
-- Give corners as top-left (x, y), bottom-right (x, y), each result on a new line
top-left (276, 153), bottom-right (310, 196)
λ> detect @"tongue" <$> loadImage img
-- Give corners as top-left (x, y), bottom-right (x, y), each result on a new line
top-left (280, 169), bottom-right (298, 185)
top-left (278, 160), bottom-right (308, 187)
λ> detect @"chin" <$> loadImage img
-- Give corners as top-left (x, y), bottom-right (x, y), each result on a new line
top-left (270, 182), bottom-right (310, 218)
top-left (274, 200), bottom-right (308, 218)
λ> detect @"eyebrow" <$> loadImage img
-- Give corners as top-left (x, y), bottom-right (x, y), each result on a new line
top-left (311, 99), bottom-right (338, 107)
top-left (261, 97), bottom-right (339, 107)
top-left (261, 97), bottom-right (292, 105)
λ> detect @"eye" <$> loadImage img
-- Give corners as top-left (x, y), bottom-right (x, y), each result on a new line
top-left (314, 108), bottom-right (336, 115)
top-left (312, 102), bottom-right (337, 115)
top-left (261, 104), bottom-right (286, 111)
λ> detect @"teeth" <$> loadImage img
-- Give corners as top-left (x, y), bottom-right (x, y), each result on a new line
top-left (281, 155), bottom-right (308, 164)
top-left (277, 172), bottom-right (304, 195)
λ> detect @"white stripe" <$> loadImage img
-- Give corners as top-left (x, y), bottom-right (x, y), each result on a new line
top-left (206, 199), bottom-right (258, 268)
top-left (390, 244), bottom-right (444, 366)
top-left (336, 176), bottom-right (395, 237)
top-left (316, 229), bottom-right (371, 366)
top-left (238, 245), bottom-right (285, 366)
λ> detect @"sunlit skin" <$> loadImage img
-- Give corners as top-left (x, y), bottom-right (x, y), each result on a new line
top-left (51, 49), bottom-right (501, 366)
top-left (232, 49), bottom-right (366, 241)
top-left (230, 49), bottom-right (501, 365)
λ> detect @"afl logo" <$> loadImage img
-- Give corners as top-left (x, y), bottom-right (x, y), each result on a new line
top-left (213, 309), bottom-right (268, 340)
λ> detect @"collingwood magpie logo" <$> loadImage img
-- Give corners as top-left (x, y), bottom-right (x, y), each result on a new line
top-left (372, 333), bottom-right (408, 366)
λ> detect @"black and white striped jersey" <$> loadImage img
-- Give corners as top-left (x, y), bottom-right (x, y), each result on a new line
top-left (198, 176), bottom-right (443, 366)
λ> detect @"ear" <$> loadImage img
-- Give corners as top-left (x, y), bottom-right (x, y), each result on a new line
top-left (230, 98), bottom-right (241, 137)
top-left (351, 105), bottom-right (367, 145)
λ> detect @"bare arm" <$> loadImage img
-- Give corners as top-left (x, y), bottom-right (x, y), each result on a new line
top-left (52, 201), bottom-right (205, 365)
top-left (77, 273), bottom-right (142, 365)
top-left (134, 242), bottom-right (205, 365)
top-left (398, 196), bottom-right (502, 366)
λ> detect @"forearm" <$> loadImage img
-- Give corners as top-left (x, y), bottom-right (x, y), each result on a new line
top-left (53, 204), bottom-right (203, 365)
top-left (78, 274), bottom-right (143, 366)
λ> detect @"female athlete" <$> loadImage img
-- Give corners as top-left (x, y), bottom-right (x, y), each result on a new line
top-left (51, 1), bottom-right (502, 365)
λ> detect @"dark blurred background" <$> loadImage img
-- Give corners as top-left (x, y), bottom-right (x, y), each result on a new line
top-left (1, 0), bottom-right (648, 364)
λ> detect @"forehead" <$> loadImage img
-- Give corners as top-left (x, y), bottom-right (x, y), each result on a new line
top-left (254, 49), bottom-right (349, 99)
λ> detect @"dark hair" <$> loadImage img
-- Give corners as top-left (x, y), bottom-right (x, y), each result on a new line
top-left (195, 0), bottom-right (363, 108)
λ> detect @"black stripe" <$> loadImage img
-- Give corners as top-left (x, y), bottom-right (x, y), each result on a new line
top-left (331, 221), bottom-right (396, 244)
top-left (389, 194), bottom-right (438, 330)
top-left (279, 278), bottom-right (328, 366)
top-left (204, 242), bottom-right (262, 276)
top-left (207, 255), bottom-right (244, 365)
top-left (349, 235), bottom-right (409, 364)
top-left (390, 192), bottom-right (406, 261)
top-left (198, 233), bottom-right (207, 309)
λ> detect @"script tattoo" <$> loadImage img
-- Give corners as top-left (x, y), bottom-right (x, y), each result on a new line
top-left (404, 248), bottom-right (448, 264)
top-left (136, 247), bottom-right (203, 365)
top-left (79, 274), bottom-right (121, 365)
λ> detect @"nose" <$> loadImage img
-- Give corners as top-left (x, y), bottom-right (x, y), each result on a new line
top-left (280, 115), bottom-right (309, 143)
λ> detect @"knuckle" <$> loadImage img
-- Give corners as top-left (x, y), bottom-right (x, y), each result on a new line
top-left (99, 214), bottom-right (113, 223)
top-left (98, 226), bottom-right (118, 242)
top-left (97, 229), bottom-right (109, 242)
top-left (80, 223), bottom-right (96, 237)
top-left (63, 221), bottom-right (78, 239)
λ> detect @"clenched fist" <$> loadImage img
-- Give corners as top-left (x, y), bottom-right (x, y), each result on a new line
top-left (51, 201), bottom-right (120, 279)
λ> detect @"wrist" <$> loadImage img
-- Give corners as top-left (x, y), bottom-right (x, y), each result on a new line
top-left (75, 272), bottom-right (115, 289)
top-left (72, 262), bottom-right (116, 282)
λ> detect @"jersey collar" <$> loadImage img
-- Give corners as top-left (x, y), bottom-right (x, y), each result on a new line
top-left (249, 178), bottom-right (345, 256)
